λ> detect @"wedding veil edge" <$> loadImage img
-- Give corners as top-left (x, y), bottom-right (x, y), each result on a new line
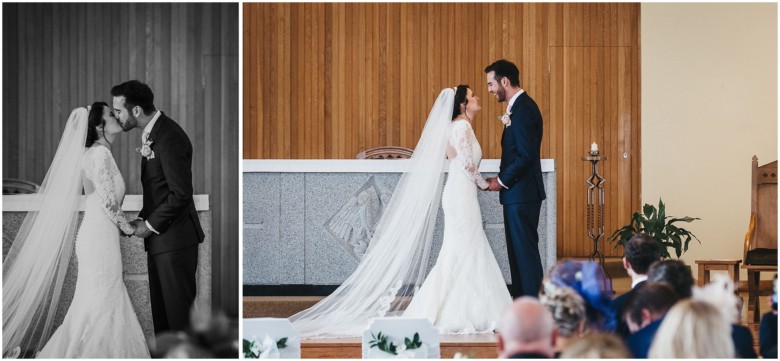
top-left (3, 107), bottom-right (89, 357)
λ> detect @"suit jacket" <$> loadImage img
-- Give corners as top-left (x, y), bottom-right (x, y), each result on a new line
top-left (498, 91), bottom-right (546, 205)
top-left (759, 312), bottom-right (778, 358)
top-left (611, 280), bottom-right (647, 339)
top-left (626, 317), bottom-right (663, 358)
top-left (139, 113), bottom-right (205, 255)
top-left (732, 324), bottom-right (757, 358)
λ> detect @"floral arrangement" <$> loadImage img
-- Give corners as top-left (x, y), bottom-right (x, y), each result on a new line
top-left (368, 331), bottom-right (424, 358)
top-left (243, 335), bottom-right (287, 359)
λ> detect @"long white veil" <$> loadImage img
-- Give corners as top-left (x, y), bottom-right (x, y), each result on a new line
top-left (290, 88), bottom-right (456, 337)
top-left (3, 108), bottom-right (89, 357)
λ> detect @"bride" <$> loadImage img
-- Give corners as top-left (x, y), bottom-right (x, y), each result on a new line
top-left (3, 104), bottom-right (150, 358)
top-left (290, 86), bottom-right (511, 337)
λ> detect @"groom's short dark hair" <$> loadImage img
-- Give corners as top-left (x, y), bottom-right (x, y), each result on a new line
top-left (111, 80), bottom-right (156, 115)
top-left (485, 59), bottom-right (521, 87)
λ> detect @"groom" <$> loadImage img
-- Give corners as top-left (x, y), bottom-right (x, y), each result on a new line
top-left (484, 60), bottom-right (546, 298)
top-left (112, 80), bottom-right (205, 333)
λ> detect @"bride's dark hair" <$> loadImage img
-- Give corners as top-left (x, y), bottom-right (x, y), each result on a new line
top-left (85, 101), bottom-right (109, 147)
top-left (452, 84), bottom-right (469, 120)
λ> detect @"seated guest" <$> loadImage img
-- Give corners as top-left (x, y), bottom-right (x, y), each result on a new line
top-left (623, 282), bottom-right (679, 358)
top-left (539, 281), bottom-right (587, 355)
top-left (611, 233), bottom-right (663, 338)
top-left (693, 275), bottom-right (757, 358)
top-left (547, 260), bottom-right (616, 332)
top-left (646, 259), bottom-right (694, 299)
top-left (759, 275), bottom-right (778, 358)
top-left (497, 297), bottom-right (557, 359)
top-left (648, 299), bottom-right (735, 358)
top-left (559, 333), bottom-right (631, 359)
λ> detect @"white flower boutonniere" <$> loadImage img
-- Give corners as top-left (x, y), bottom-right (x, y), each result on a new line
top-left (499, 111), bottom-right (512, 127)
top-left (136, 139), bottom-right (155, 160)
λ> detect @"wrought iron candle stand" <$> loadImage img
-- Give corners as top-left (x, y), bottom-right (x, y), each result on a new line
top-left (582, 148), bottom-right (613, 290)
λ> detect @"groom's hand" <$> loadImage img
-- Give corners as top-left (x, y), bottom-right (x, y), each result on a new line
top-left (486, 177), bottom-right (503, 192)
top-left (132, 220), bottom-right (153, 238)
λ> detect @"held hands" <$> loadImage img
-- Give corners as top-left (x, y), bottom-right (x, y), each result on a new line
top-left (485, 177), bottom-right (503, 192)
top-left (130, 219), bottom-right (154, 238)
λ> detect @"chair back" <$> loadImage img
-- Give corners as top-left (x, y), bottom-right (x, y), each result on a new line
top-left (744, 156), bottom-right (777, 264)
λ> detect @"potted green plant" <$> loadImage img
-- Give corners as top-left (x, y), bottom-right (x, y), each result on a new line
top-left (608, 198), bottom-right (701, 259)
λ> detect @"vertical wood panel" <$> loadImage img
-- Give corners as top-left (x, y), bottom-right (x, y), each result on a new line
top-left (2, 3), bottom-right (239, 315)
top-left (244, 3), bottom-right (641, 258)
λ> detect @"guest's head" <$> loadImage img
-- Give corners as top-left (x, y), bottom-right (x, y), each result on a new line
top-left (85, 101), bottom-right (123, 146)
top-left (693, 274), bottom-right (740, 323)
top-left (497, 297), bottom-right (557, 358)
top-left (452, 85), bottom-right (481, 120)
top-left (539, 281), bottom-right (587, 350)
top-left (623, 233), bottom-right (662, 278)
top-left (623, 282), bottom-right (679, 333)
top-left (559, 333), bottom-right (631, 359)
top-left (111, 80), bottom-right (156, 131)
top-left (646, 259), bottom-right (694, 299)
top-left (484, 59), bottom-right (520, 102)
top-left (547, 260), bottom-right (616, 332)
top-left (648, 299), bottom-right (735, 358)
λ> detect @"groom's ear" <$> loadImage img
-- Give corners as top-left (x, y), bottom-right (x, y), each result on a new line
top-left (132, 105), bottom-right (142, 118)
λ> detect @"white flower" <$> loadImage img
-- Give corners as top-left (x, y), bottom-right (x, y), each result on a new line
top-left (258, 335), bottom-right (280, 358)
top-left (498, 111), bottom-right (512, 127)
top-left (136, 139), bottom-right (155, 160)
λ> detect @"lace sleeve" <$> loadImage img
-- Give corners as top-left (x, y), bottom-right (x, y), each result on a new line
top-left (452, 122), bottom-right (489, 189)
top-left (91, 147), bottom-right (134, 235)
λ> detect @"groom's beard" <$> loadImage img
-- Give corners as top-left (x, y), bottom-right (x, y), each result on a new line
top-left (496, 87), bottom-right (507, 102)
top-left (121, 115), bottom-right (138, 132)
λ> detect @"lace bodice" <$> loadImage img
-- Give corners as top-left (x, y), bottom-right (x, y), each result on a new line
top-left (447, 120), bottom-right (488, 189)
top-left (81, 146), bottom-right (133, 235)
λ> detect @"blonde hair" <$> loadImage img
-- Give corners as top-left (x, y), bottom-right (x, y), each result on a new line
top-left (539, 281), bottom-right (587, 337)
top-left (648, 299), bottom-right (735, 358)
top-left (559, 333), bottom-right (630, 358)
top-left (693, 274), bottom-right (740, 323)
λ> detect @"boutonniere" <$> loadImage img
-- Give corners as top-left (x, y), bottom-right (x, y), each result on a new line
top-left (498, 111), bottom-right (512, 127)
top-left (136, 139), bottom-right (155, 160)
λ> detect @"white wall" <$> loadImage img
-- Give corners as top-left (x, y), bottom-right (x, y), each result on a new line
top-left (642, 3), bottom-right (777, 279)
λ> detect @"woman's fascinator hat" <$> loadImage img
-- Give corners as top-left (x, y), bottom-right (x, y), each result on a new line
top-left (548, 260), bottom-right (617, 332)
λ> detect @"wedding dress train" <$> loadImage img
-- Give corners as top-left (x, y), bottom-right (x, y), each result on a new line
top-left (403, 119), bottom-right (512, 334)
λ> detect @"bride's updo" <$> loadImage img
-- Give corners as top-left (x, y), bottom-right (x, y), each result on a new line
top-left (451, 84), bottom-right (469, 120)
top-left (85, 101), bottom-right (109, 147)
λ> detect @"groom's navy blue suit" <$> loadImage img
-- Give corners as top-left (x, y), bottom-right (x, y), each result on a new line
top-left (498, 91), bottom-right (546, 298)
top-left (140, 112), bottom-right (205, 333)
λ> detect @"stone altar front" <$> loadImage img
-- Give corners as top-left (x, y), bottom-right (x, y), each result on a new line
top-left (243, 160), bottom-right (556, 290)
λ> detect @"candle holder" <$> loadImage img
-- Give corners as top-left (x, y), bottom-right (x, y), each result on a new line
top-left (582, 150), bottom-right (613, 290)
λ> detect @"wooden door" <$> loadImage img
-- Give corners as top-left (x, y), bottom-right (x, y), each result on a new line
top-left (549, 46), bottom-right (640, 258)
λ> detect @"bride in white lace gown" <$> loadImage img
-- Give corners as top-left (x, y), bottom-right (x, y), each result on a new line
top-left (403, 85), bottom-right (512, 333)
top-left (3, 104), bottom-right (149, 358)
top-left (290, 86), bottom-right (510, 337)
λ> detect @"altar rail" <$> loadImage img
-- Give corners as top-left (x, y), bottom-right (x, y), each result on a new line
top-left (243, 159), bottom-right (556, 294)
top-left (2, 194), bottom-right (212, 344)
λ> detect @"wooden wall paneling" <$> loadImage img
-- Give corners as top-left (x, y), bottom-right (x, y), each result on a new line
top-left (243, 3), bottom-right (641, 258)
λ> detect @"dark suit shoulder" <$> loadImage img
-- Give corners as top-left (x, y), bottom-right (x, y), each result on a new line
top-left (732, 323), bottom-right (757, 358)
top-left (154, 115), bottom-right (192, 148)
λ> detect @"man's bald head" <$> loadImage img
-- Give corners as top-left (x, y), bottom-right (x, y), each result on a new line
top-left (497, 297), bottom-right (556, 358)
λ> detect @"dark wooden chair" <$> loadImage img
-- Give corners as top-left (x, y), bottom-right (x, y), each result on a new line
top-left (2, 179), bottom-right (40, 195)
top-left (356, 146), bottom-right (413, 160)
top-left (742, 156), bottom-right (777, 322)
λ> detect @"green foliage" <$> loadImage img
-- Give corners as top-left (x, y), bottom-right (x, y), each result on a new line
top-left (369, 332), bottom-right (423, 355)
top-left (369, 332), bottom-right (398, 355)
top-left (608, 198), bottom-right (701, 258)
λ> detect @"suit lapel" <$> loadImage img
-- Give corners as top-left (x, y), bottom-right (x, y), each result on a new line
top-left (142, 112), bottom-right (166, 171)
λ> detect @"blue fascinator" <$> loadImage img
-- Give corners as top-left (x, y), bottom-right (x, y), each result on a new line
top-left (548, 260), bottom-right (617, 332)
